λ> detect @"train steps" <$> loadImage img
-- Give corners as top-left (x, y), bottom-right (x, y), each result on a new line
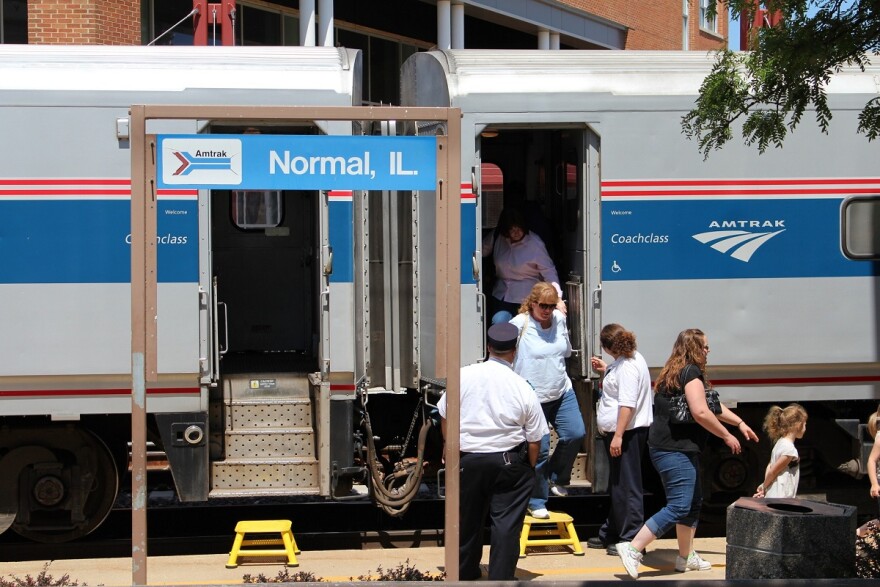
top-left (210, 373), bottom-right (320, 497)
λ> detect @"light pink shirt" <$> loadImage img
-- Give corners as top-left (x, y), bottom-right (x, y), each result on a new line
top-left (483, 231), bottom-right (561, 304)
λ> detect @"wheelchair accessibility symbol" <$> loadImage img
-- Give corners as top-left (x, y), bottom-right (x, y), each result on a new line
top-left (611, 260), bottom-right (622, 273)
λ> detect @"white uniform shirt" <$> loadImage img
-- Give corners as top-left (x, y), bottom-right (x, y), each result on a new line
top-left (596, 351), bottom-right (653, 433)
top-left (483, 231), bottom-right (562, 304)
top-left (765, 437), bottom-right (799, 498)
top-left (438, 357), bottom-right (549, 453)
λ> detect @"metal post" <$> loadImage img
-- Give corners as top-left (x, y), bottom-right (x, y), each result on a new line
top-left (437, 0), bottom-right (451, 50)
top-left (300, 0), bottom-right (316, 46)
top-left (451, 1), bottom-right (464, 49)
top-left (538, 29), bottom-right (550, 50)
top-left (318, 0), bottom-right (333, 47)
top-left (436, 117), bottom-right (461, 582)
top-left (129, 109), bottom-right (158, 586)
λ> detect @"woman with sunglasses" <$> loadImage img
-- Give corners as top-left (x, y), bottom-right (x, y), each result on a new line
top-left (510, 282), bottom-right (585, 519)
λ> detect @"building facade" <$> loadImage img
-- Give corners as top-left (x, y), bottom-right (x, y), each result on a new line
top-left (1, 0), bottom-right (727, 103)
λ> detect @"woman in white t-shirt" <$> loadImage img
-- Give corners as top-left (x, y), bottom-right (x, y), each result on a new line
top-left (588, 324), bottom-right (653, 553)
top-left (754, 403), bottom-right (808, 498)
top-left (510, 282), bottom-right (584, 519)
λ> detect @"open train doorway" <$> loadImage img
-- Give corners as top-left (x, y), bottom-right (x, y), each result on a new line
top-left (203, 125), bottom-right (325, 499)
top-left (210, 188), bottom-right (318, 368)
top-left (477, 125), bottom-right (601, 487)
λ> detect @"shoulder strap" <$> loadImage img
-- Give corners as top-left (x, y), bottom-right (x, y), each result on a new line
top-left (518, 316), bottom-right (529, 346)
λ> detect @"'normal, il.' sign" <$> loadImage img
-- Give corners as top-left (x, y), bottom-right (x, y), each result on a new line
top-left (157, 134), bottom-right (437, 190)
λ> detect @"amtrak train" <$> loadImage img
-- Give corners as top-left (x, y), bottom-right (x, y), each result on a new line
top-left (1, 45), bottom-right (879, 543)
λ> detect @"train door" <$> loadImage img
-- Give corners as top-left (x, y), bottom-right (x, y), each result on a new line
top-left (477, 124), bottom-right (602, 486)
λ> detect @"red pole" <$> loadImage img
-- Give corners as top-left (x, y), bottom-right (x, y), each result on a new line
top-left (221, 0), bottom-right (236, 46)
top-left (740, 0), bottom-right (783, 50)
top-left (193, 0), bottom-right (236, 46)
top-left (193, 0), bottom-right (207, 45)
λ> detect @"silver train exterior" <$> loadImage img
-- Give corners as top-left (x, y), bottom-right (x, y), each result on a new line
top-left (0, 46), bottom-right (391, 543)
top-left (2, 45), bottom-right (880, 543)
top-left (401, 50), bottom-right (880, 503)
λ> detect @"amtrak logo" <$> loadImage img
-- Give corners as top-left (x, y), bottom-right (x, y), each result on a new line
top-left (161, 138), bottom-right (242, 186)
top-left (692, 225), bottom-right (785, 263)
top-left (172, 150), bottom-right (233, 175)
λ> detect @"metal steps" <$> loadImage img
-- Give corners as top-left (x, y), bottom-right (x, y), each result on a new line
top-left (210, 372), bottom-right (320, 497)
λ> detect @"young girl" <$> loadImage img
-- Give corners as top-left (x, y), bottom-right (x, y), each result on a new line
top-left (754, 403), bottom-right (808, 498)
top-left (857, 404), bottom-right (880, 538)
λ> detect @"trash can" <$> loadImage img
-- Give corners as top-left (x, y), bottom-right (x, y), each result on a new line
top-left (726, 497), bottom-right (856, 579)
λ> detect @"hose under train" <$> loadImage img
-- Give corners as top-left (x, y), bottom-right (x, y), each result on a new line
top-left (361, 398), bottom-right (432, 517)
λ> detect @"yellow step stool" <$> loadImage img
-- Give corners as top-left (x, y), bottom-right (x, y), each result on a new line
top-left (519, 511), bottom-right (585, 558)
top-left (226, 519), bottom-right (300, 568)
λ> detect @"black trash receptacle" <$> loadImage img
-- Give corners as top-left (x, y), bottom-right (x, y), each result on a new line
top-left (726, 497), bottom-right (856, 579)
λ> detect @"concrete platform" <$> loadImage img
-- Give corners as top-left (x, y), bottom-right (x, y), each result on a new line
top-left (3, 536), bottom-right (729, 584)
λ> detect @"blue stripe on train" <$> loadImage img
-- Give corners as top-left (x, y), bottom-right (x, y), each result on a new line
top-left (328, 199), bottom-right (353, 283)
top-left (0, 200), bottom-right (198, 284)
top-left (461, 201), bottom-right (477, 284)
top-left (602, 198), bottom-right (876, 281)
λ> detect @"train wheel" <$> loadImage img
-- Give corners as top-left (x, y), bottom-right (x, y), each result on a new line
top-left (700, 443), bottom-right (759, 524)
top-left (0, 426), bottom-right (118, 543)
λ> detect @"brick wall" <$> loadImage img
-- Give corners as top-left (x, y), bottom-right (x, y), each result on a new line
top-left (564, 0), bottom-right (726, 50)
top-left (21, 0), bottom-right (723, 50)
top-left (28, 0), bottom-right (140, 45)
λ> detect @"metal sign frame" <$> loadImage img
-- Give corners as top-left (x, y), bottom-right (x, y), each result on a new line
top-left (130, 105), bottom-right (461, 584)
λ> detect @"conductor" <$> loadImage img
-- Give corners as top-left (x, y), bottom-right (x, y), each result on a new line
top-left (438, 322), bottom-right (549, 580)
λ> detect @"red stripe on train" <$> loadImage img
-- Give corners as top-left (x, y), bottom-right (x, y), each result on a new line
top-left (0, 179), bottom-right (131, 186)
top-left (602, 178), bottom-right (880, 187)
top-left (602, 188), bottom-right (880, 197)
top-left (712, 375), bottom-right (880, 385)
top-left (0, 387), bottom-right (200, 397)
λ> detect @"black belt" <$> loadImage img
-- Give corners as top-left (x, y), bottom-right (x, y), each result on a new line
top-left (461, 441), bottom-right (527, 458)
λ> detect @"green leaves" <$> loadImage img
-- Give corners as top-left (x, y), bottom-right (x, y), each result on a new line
top-left (683, 1), bottom-right (880, 157)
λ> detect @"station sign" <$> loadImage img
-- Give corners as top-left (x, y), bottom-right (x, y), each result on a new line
top-left (157, 134), bottom-right (437, 190)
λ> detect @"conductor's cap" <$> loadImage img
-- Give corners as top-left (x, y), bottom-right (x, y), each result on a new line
top-left (487, 322), bottom-right (518, 352)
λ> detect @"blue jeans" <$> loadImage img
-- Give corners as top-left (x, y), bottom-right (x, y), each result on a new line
top-left (645, 448), bottom-right (702, 538)
top-left (529, 388), bottom-right (586, 510)
top-left (491, 310), bottom-right (513, 325)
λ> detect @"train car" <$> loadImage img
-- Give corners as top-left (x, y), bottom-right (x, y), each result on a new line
top-left (0, 45), bottom-right (415, 543)
top-left (401, 50), bottom-right (880, 508)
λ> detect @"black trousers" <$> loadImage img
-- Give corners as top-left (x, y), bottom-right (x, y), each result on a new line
top-left (459, 448), bottom-right (535, 580)
top-left (598, 426), bottom-right (649, 544)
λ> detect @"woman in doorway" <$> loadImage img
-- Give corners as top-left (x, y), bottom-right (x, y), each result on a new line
top-left (483, 207), bottom-right (565, 324)
top-left (510, 282), bottom-right (585, 519)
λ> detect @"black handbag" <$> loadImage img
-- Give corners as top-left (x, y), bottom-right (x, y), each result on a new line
top-left (667, 388), bottom-right (721, 424)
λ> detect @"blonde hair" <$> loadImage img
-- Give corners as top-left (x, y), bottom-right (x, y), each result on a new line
top-left (654, 328), bottom-right (708, 393)
top-left (517, 282), bottom-right (559, 315)
top-left (868, 404), bottom-right (880, 437)
top-left (763, 403), bottom-right (808, 442)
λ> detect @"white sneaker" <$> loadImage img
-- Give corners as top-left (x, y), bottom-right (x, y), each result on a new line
top-left (617, 542), bottom-right (643, 579)
top-left (528, 507), bottom-right (550, 519)
top-left (549, 483), bottom-right (569, 497)
top-left (675, 551), bottom-right (711, 572)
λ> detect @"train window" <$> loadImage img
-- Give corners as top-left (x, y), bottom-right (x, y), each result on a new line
top-left (564, 162), bottom-right (577, 200)
top-left (232, 190), bottom-right (282, 229)
top-left (841, 196), bottom-right (880, 260)
top-left (481, 162), bottom-right (504, 229)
